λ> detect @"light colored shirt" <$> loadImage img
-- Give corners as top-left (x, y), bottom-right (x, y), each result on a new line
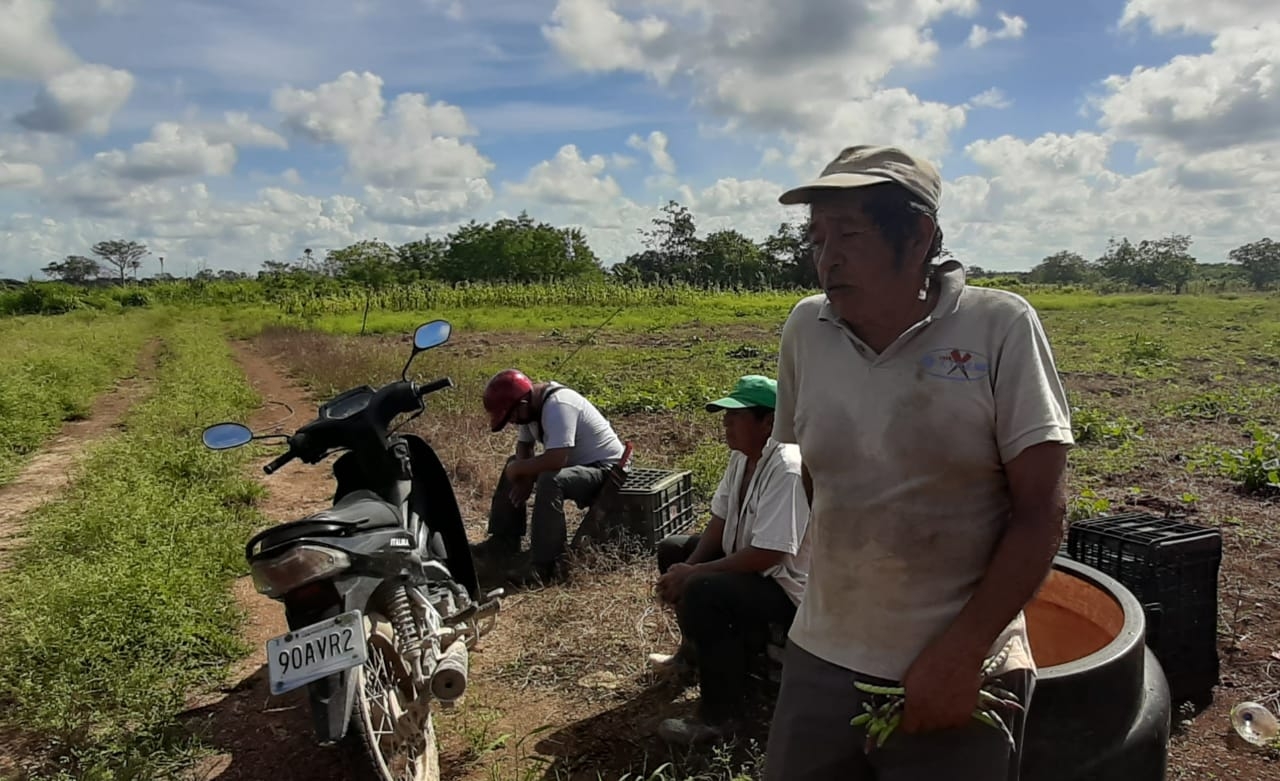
top-left (772, 260), bottom-right (1074, 681)
top-left (710, 439), bottom-right (812, 605)
top-left (518, 384), bottom-right (625, 467)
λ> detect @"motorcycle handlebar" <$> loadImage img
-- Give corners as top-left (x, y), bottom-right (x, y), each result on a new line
top-left (417, 377), bottom-right (453, 397)
top-left (263, 450), bottom-right (295, 475)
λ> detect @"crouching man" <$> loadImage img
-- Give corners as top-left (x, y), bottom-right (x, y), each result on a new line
top-left (650, 375), bottom-right (811, 746)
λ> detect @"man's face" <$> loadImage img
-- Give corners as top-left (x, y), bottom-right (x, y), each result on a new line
top-left (807, 195), bottom-right (900, 305)
top-left (721, 408), bottom-right (772, 453)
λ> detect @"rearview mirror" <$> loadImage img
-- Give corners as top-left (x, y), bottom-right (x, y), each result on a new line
top-left (413, 320), bottom-right (451, 351)
top-left (202, 422), bottom-right (254, 450)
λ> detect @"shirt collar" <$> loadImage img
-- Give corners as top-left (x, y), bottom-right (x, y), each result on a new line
top-left (816, 259), bottom-right (967, 323)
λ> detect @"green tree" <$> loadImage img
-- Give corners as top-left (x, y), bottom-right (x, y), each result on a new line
top-left (438, 213), bottom-right (602, 283)
top-left (325, 240), bottom-right (398, 288)
top-left (1029, 251), bottom-right (1094, 285)
top-left (1138, 234), bottom-right (1196, 294)
top-left (761, 221), bottom-right (817, 289)
top-left (42, 255), bottom-right (102, 283)
top-left (1228, 238), bottom-right (1280, 290)
top-left (397, 236), bottom-right (447, 281)
top-left (699, 229), bottom-right (765, 288)
top-left (91, 240), bottom-right (149, 284)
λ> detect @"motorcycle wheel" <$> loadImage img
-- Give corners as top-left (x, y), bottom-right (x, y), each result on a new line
top-left (353, 611), bottom-right (440, 781)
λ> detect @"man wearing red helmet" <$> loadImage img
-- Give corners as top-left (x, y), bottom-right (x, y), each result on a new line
top-left (476, 369), bottom-right (626, 582)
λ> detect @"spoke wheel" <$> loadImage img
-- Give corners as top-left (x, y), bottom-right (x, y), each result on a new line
top-left (353, 613), bottom-right (439, 781)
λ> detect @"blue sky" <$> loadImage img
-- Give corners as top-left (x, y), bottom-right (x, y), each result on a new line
top-left (1, 0), bottom-right (1275, 277)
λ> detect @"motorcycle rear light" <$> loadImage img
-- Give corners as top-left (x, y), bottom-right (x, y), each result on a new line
top-left (251, 545), bottom-right (351, 598)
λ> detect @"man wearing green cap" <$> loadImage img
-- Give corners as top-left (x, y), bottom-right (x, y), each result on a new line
top-left (649, 374), bottom-right (811, 746)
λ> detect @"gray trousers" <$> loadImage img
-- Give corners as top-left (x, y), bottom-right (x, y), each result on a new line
top-left (487, 456), bottom-right (612, 566)
top-left (765, 640), bottom-right (1034, 781)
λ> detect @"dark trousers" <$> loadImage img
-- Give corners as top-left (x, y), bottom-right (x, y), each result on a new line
top-left (765, 640), bottom-right (1035, 781)
top-left (656, 533), bottom-right (797, 724)
top-left (487, 456), bottom-right (611, 566)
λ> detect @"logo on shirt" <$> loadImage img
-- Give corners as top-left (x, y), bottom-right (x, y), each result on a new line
top-left (920, 348), bottom-right (990, 381)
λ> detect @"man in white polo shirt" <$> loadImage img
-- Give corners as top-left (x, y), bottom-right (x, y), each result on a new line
top-left (763, 146), bottom-right (1074, 780)
top-left (650, 375), bottom-right (811, 747)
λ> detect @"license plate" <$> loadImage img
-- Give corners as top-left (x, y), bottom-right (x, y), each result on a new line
top-left (266, 609), bottom-right (368, 695)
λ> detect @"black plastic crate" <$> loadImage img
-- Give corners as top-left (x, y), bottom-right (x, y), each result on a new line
top-left (608, 467), bottom-right (695, 550)
top-left (1066, 512), bottom-right (1222, 704)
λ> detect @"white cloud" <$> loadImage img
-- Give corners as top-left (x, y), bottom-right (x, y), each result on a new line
top-left (968, 87), bottom-right (1012, 109)
top-left (504, 144), bottom-right (622, 205)
top-left (273, 71), bottom-right (386, 146)
top-left (1118, 0), bottom-right (1275, 35)
top-left (273, 71), bottom-right (493, 190)
top-left (627, 130), bottom-right (676, 173)
top-left (14, 64), bottom-right (135, 135)
top-left (967, 12), bottom-right (1027, 48)
top-left (97, 122), bottom-right (238, 181)
top-left (201, 113), bottom-right (289, 149)
top-left (0, 0), bottom-right (78, 79)
top-left (0, 161), bottom-right (44, 189)
top-left (544, 0), bottom-right (978, 140)
top-left (1094, 23), bottom-right (1280, 155)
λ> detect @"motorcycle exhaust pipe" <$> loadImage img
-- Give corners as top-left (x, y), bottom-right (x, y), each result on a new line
top-left (430, 640), bottom-right (468, 702)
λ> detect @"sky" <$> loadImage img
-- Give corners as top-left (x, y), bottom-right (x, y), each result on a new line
top-left (0, 0), bottom-right (1276, 278)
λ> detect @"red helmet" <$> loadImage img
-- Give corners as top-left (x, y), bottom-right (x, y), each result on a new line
top-left (483, 369), bottom-right (533, 432)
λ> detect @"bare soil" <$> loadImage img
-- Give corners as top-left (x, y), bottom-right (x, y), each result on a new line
top-left (0, 339), bottom-right (159, 568)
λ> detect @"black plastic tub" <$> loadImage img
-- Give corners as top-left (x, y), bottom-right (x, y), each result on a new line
top-left (1021, 556), bottom-right (1171, 781)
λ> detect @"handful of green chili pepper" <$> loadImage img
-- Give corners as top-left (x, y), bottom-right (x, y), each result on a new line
top-left (848, 646), bottom-right (1023, 753)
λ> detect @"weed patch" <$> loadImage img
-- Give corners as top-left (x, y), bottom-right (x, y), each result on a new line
top-left (0, 319), bottom-right (261, 779)
top-left (0, 310), bottom-right (157, 485)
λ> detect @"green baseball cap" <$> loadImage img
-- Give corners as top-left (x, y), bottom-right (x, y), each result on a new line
top-left (706, 375), bottom-right (777, 412)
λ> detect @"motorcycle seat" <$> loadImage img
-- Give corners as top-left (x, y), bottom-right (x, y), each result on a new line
top-left (246, 490), bottom-right (402, 559)
top-left (303, 489), bottom-right (402, 529)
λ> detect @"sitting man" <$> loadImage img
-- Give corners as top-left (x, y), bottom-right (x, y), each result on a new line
top-left (474, 368), bottom-right (626, 583)
top-left (650, 374), bottom-right (811, 746)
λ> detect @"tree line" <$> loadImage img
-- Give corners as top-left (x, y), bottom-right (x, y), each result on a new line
top-left (33, 201), bottom-right (1280, 292)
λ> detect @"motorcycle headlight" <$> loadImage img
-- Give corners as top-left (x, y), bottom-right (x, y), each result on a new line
top-left (251, 545), bottom-right (351, 598)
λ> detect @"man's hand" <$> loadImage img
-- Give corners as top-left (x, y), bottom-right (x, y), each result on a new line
top-left (900, 633), bottom-right (987, 734)
top-left (508, 476), bottom-right (533, 506)
top-left (655, 562), bottom-right (697, 604)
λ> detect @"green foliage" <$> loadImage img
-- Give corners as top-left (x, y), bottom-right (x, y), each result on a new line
top-left (1191, 424), bottom-right (1280, 494)
top-left (0, 311), bottom-right (156, 485)
top-left (1071, 407), bottom-right (1144, 447)
top-left (1228, 238), bottom-right (1280, 291)
top-left (0, 318), bottom-right (263, 778)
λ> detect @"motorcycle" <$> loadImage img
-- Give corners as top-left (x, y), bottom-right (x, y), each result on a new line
top-left (201, 319), bottom-right (501, 781)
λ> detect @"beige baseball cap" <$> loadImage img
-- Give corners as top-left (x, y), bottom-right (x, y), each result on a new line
top-left (778, 145), bottom-right (942, 213)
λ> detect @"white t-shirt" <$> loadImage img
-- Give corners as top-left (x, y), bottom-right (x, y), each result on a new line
top-left (709, 439), bottom-right (811, 605)
top-left (772, 260), bottom-right (1074, 682)
top-left (517, 384), bottom-right (625, 467)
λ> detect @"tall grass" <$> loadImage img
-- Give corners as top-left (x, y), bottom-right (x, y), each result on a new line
top-left (0, 318), bottom-right (263, 779)
top-left (0, 310), bottom-right (157, 486)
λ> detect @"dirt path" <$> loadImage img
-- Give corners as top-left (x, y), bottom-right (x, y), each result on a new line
top-left (180, 340), bottom-right (369, 781)
top-left (0, 340), bottom-right (159, 777)
top-left (0, 340), bottom-right (159, 570)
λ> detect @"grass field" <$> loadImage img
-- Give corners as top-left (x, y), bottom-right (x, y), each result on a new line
top-left (0, 288), bottom-right (1277, 780)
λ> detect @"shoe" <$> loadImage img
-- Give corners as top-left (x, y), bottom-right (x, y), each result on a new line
top-left (647, 649), bottom-right (694, 678)
top-left (504, 558), bottom-right (562, 588)
top-left (657, 717), bottom-right (736, 747)
top-left (471, 535), bottom-right (520, 562)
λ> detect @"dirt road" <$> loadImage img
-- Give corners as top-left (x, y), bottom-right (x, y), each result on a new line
top-left (180, 340), bottom-right (369, 781)
top-left (0, 340), bottom-right (158, 569)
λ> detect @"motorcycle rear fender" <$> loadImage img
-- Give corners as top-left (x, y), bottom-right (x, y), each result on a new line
top-left (288, 571), bottom-right (385, 745)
